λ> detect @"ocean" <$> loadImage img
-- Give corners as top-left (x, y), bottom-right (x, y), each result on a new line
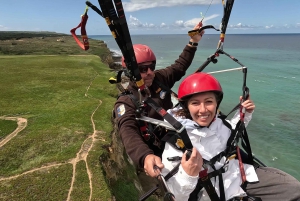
top-left (90, 34), bottom-right (300, 180)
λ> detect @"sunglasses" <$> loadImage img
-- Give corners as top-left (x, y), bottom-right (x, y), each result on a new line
top-left (138, 63), bottom-right (156, 73)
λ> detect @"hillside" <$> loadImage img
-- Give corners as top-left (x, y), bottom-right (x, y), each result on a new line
top-left (0, 31), bottom-right (149, 201)
top-left (0, 31), bottom-right (121, 70)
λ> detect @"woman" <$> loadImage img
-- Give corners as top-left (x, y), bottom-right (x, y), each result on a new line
top-left (161, 72), bottom-right (300, 201)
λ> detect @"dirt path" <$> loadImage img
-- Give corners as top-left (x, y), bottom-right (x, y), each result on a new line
top-left (67, 99), bottom-right (103, 201)
top-left (0, 77), bottom-right (104, 201)
top-left (0, 116), bottom-right (27, 148)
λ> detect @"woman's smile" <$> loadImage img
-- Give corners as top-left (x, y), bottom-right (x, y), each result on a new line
top-left (188, 92), bottom-right (217, 127)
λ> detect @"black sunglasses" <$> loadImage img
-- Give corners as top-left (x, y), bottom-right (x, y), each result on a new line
top-left (138, 63), bottom-right (156, 73)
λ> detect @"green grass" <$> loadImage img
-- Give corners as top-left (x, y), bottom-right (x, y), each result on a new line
top-left (0, 33), bottom-right (108, 56)
top-left (0, 163), bottom-right (72, 201)
top-left (0, 32), bottom-right (155, 201)
top-left (0, 31), bottom-right (67, 40)
top-left (0, 54), bottom-right (142, 200)
top-left (0, 120), bottom-right (16, 140)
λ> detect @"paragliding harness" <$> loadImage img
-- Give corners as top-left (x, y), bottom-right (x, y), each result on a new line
top-left (73, 0), bottom-right (194, 155)
top-left (160, 111), bottom-right (259, 201)
top-left (115, 79), bottom-right (179, 152)
top-left (73, 2), bottom-right (197, 200)
top-left (139, 0), bottom-right (266, 200)
top-left (71, 0), bottom-right (265, 200)
top-left (150, 0), bottom-right (265, 200)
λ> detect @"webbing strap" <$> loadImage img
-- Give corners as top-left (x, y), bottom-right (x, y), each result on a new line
top-left (96, 0), bottom-right (145, 91)
top-left (240, 124), bottom-right (254, 164)
top-left (143, 97), bottom-right (193, 151)
top-left (70, 12), bottom-right (89, 50)
top-left (164, 162), bottom-right (181, 181)
top-left (194, 168), bottom-right (222, 201)
top-left (225, 119), bottom-right (254, 165)
top-left (153, 79), bottom-right (178, 98)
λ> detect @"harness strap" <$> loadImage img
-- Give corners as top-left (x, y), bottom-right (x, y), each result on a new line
top-left (70, 6), bottom-right (89, 51)
top-left (143, 97), bottom-right (193, 152)
top-left (163, 115), bottom-right (256, 201)
top-left (153, 79), bottom-right (178, 98)
top-left (164, 162), bottom-right (181, 181)
top-left (197, 168), bottom-right (222, 201)
top-left (219, 173), bottom-right (226, 201)
top-left (117, 92), bottom-right (151, 141)
top-left (163, 132), bottom-right (229, 201)
top-left (226, 120), bottom-right (254, 165)
top-left (237, 146), bottom-right (246, 183)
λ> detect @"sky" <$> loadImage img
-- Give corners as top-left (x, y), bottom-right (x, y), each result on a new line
top-left (1, 0), bottom-right (300, 35)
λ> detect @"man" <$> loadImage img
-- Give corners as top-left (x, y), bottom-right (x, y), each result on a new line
top-left (114, 22), bottom-right (204, 191)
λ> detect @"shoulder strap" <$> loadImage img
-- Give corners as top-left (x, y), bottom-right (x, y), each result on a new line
top-left (153, 79), bottom-right (178, 98)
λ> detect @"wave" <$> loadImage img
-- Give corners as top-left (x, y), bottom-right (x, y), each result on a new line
top-left (110, 49), bottom-right (122, 57)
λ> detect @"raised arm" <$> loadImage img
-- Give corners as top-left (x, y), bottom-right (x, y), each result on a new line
top-left (229, 95), bottom-right (255, 128)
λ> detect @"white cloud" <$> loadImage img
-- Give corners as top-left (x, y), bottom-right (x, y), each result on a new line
top-left (0, 25), bottom-right (9, 31)
top-left (127, 14), bottom-right (296, 33)
top-left (271, 23), bottom-right (300, 29)
top-left (228, 23), bottom-right (260, 30)
top-left (148, 23), bottom-right (155, 28)
top-left (174, 20), bottom-right (185, 28)
top-left (182, 14), bottom-right (219, 28)
top-left (129, 15), bottom-right (144, 27)
top-left (123, 0), bottom-right (218, 12)
top-left (128, 13), bottom-right (221, 32)
top-left (202, 14), bottom-right (219, 22)
top-left (129, 15), bottom-right (164, 29)
top-left (160, 23), bottom-right (167, 28)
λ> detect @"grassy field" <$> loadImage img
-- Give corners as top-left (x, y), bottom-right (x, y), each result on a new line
top-left (0, 32), bottom-right (143, 201)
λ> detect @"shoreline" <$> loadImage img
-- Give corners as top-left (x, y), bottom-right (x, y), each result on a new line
top-left (107, 50), bottom-right (122, 71)
top-left (110, 51), bottom-right (122, 65)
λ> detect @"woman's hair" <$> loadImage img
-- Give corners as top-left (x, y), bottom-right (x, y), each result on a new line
top-left (175, 102), bottom-right (192, 119)
top-left (174, 92), bottom-right (221, 119)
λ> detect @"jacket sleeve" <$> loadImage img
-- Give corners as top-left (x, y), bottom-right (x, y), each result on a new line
top-left (229, 110), bottom-right (253, 129)
top-left (166, 165), bottom-right (199, 201)
top-left (162, 143), bottom-right (198, 201)
top-left (155, 45), bottom-right (197, 89)
top-left (114, 95), bottom-right (153, 168)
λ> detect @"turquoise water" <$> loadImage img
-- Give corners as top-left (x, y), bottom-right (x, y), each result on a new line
top-left (90, 34), bottom-right (300, 180)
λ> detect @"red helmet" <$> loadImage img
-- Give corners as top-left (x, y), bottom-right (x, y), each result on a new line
top-left (178, 72), bottom-right (223, 102)
top-left (121, 44), bottom-right (156, 67)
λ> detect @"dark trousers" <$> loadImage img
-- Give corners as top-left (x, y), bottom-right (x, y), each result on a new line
top-left (199, 167), bottom-right (300, 201)
top-left (245, 167), bottom-right (300, 201)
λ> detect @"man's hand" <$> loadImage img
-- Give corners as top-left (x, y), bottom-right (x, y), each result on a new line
top-left (190, 22), bottom-right (205, 44)
top-left (144, 154), bottom-right (164, 177)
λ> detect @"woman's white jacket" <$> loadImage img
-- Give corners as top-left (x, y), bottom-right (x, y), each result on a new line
top-left (161, 108), bottom-right (259, 201)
